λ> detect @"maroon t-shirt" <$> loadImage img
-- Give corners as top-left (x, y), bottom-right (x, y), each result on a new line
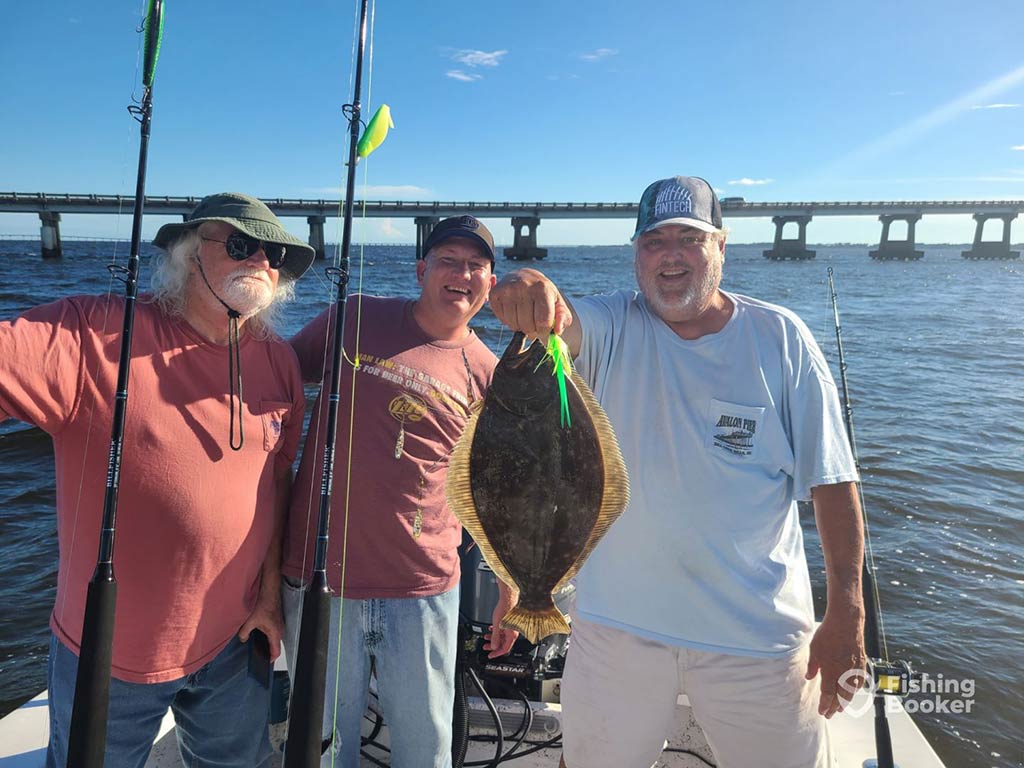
top-left (282, 296), bottom-right (497, 598)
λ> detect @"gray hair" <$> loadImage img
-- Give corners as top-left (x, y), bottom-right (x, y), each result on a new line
top-left (149, 224), bottom-right (296, 339)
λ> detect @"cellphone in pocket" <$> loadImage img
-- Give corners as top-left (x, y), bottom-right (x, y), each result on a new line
top-left (248, 630), bottom-right (272, 689)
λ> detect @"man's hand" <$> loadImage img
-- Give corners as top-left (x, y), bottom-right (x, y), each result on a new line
top-left (484, 584), bottom-right (520, 658)
top-left (238, 579), bottom-right (285, 662)
top-left (806, 607), bottom-right (867, 718)
top-left (489, 269), bottom-right (574, 339)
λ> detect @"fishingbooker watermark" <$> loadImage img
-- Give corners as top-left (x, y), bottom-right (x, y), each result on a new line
top-left (838, 669), bottom-right (976, 717)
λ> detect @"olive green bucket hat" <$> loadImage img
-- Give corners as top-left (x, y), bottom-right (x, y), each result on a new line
top-left (153, 192), bottom-right (315, 281)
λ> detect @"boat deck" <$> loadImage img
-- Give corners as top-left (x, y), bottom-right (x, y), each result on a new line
top-left (0, 686), bottom-right (945, 767)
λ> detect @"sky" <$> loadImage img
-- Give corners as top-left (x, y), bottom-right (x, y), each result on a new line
top-left (2, 0), bottom-right (1023, 245)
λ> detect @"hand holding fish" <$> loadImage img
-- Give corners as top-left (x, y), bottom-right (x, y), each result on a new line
top-left (484, 582), bottom-right (520, 658)
top-left (490, 269), bottom-right (577, 347)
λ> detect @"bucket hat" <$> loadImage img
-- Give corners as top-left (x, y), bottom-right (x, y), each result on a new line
top-left (154, 192), bottom-right (315, 280)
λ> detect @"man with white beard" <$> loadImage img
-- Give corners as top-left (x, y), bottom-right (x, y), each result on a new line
top-left (0, 192), bottom-right (313, 767)
top-left (489, 176), bottom-right (865, 768)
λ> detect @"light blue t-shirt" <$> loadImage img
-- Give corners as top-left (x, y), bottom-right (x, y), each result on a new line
top-left (572, 290), bottom-right (858, 657)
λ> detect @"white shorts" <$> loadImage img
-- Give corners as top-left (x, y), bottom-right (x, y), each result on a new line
top-left (560, 618), bottom-right (833, 768)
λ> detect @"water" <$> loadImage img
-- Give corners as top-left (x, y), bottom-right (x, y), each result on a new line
top-left (1, 240), bottom-right (1021, 768)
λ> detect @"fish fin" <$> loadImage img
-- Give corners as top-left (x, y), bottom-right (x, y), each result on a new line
top-left (500, 603), bottom-right (570, 644)
top-left (555, 371), bottom-right (631, 592)
top-left (445, 402), bottom-right (520, 591)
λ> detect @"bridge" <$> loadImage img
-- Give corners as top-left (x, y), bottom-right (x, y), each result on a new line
top-left (2, 192), bottom-right (1020, 261)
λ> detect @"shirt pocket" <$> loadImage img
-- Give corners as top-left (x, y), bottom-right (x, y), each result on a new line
top-left (705, 399), bottom-right (767, 462)
top-left (258, 400), bottom-right (291, 453)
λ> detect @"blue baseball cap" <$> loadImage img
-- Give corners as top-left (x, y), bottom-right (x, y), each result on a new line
top-left (423, 215), bottom-right (495, 264)
top-left (632, 176), bottom-right (723, 241)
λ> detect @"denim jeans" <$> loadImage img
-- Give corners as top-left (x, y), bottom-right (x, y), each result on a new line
top-left (281, 577), bottom-right (458, 768)
top-left (46, 633), bottom-right (272, 768)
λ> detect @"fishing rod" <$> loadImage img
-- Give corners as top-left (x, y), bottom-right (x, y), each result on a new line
top-left (66, 3), bottom-right (164, 766)
top-left (827, 267), bottom-right (911, 768)
top-left (284, 0), bottom-right (369, 764)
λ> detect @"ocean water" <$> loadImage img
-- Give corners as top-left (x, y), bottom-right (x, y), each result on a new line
top-left (0, 240), bottom-right (1021, 768)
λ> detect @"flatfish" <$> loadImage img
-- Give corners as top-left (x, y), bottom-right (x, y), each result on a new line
top-left (447, 332), bottom-right (629, 643)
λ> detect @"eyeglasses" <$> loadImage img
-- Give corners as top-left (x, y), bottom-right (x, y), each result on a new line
top-left (432, 254), bottom-right (491, 276)
top-left (201, 233), bottom-right (287, 269)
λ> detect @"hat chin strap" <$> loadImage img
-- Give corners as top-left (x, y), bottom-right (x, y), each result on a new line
top-left (194, 255), bottom-right (244, 451)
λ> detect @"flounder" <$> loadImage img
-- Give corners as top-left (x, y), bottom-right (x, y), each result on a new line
top-left (446, 332), bottom-right (629, 643)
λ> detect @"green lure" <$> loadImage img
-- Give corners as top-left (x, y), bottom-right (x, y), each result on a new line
top-left (142, 0), bottom-right (165, 89)
top-left (545, 333), bottom-right (572, 428)
top-left (356, 104), bottom-right (394, 158)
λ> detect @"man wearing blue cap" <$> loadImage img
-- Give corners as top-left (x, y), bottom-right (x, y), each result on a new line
top-left (489, 177), bottom-right (866, 768)
top-left (281, 215), bottom-right (518, 768)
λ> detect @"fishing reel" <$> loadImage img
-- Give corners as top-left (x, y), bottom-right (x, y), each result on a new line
top-left (867, 658), bottom-right (915, 697)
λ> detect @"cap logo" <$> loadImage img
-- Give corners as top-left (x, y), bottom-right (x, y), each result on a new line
top-left (654, 183), bottom-right (693, 218)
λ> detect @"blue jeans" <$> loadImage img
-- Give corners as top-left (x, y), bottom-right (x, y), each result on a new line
top-left (46, 633), bottom-right (272, 768)
top-left (282, 577), bottom-right (458, 768)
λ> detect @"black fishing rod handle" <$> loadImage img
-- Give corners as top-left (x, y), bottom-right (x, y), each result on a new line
top-left (66, 577), bottom-right (117, 768)
top-left (284, 584), bottom-right (332, 768)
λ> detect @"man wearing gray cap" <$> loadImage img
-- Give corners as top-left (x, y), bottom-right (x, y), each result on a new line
top-left (0, 192), bottom-right (312, 767)
top-left (281, 215), bottom-right (517, 767)
top-left (489, 177), bottom-right (866, 768)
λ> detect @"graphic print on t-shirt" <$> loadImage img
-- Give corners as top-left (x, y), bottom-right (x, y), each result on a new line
top-left (708, 399), bottom-right (766, 458)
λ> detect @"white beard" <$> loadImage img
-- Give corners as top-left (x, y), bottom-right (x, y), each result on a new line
top-left (220, 267), bottom-right (275, 316)
top-left (639, 256), bottom-right (721, 323)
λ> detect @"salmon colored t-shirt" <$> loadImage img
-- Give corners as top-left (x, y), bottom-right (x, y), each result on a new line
top-left (0, 295), bottom-right (304, 683)
top-left (282, 296), bottom-right (496, 598)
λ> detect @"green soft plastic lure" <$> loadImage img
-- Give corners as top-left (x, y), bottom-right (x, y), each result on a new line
top-left (142, 0), bottom-right (165, 89)
top-left (545, 333), bottom-right (572, 428)
top-left (356, 104), bottom-right (394, 158)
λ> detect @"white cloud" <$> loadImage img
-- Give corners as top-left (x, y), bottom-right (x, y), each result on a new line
top-left (888, 90), bottom-right (906, 96)
top-left (378, 218), bottom-right (403, 238)
top-left (969, 103), bottom-right (1021, 110)
top-left (451, 49), bottom-right (508, 68)
top-left (580, 48), bottom-right (618, 62)
top-left (1012, 145), bottom-right (1024, 151)
top-left (728, 178), bottom-right (774, 186)
top-left (446, 70), bottom-right (482, 82)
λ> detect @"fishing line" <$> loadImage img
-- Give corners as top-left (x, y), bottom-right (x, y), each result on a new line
top-left (66, 3), bottom-right (164, 764)
top-left (826, 270), bottom-right (890, 663)
top-left (284, 2), bottom-right (372, 764)
top-left (321, 1), bottom-right (379, 760)
top-left (287, 0), bottom-right (368, 678)
top-left (56, 0), bottom-right (151, 634)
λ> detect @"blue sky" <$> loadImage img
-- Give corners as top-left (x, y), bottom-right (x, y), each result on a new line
top-left (2, 0), bottom-right (1023, 245)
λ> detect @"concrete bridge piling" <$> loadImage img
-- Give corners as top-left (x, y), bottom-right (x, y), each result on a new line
top-left (870, 214), bottom-right (924, 260)
top-left (504, 217), bottom-right (548, 261)
top-left (39, 212), bottom-right (62, 260)
top-left (414, 216), bottom-right (440, 260)
top-left (763, 216), bottom-right (815, 261)
top-left (307, 215), bottom-right (327, 261)
top-left (962, 214), bottom-right (1019, 260)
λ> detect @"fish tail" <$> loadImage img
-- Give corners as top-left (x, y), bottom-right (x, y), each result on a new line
top-left (500, 603), bottom-right (570, 644)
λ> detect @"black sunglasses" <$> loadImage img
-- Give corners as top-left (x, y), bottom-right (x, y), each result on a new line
top-left (202, 232), bottom-right (287, 269)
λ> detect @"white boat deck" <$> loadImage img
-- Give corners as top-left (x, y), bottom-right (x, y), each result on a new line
top-left (0, 686), bottom-right (945, 767)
